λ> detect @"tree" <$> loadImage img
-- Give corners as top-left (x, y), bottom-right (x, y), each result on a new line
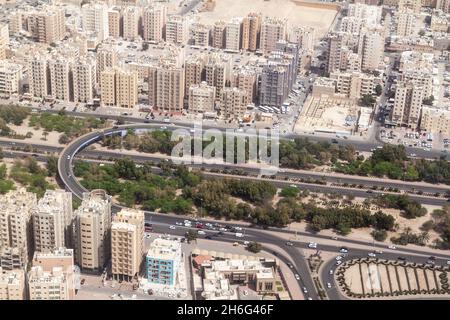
top-left (280, 186), bottom-right (299, 198)
top-left (423, 95), bottom-right (434, 106)
top-left (185, 230), bottom-right (198, 244)
top-left (371, 229), bottom-right (388, 242)
top-left (42, 131), bottom-right (49, 141)
top-left (375, 84), bottom-right (383, 96)
top-left (59, 133), bottom-right (70, 144)
top-left (246, 241), bottom-right (262, 253)
top-left (46, 156), bottom-right (59, 177)
top-left (361, 94), bottom-right (376, 107)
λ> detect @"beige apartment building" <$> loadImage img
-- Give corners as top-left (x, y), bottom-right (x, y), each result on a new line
top-left (260, 17), bottom-right (287, 54)
top-left (48, 57), bottom-right (71, 102)
top-left (28, 266), bottom-right (70, 300)
top-left (25, 5), bottom-right (65, 44)
top-left (330, 71), bottom-right (379, 99)
top-left (8, 12), bottom-right (22, 36)
top-left (0, 247), bottom-right (24, 270)
top-left (0, 61), bottom-right (22, 98)
top-left (32, 248), bottom-right (75, 299)
top-left (212, 21), bottom-right (226, 48)
top-left (108, 8), bottom-right (121, 39)
top-left (122, 6), bottom-right (140, 41)
top-left (29, 54), bottom-right (50, 99)
top-left (96, 45), bottom-right (118, 83)
top-left (165, 15), bottom-right (189, 45)
top-left (154, 60), bottom-right (184, 112)
top-left (143, 4), bottom-right (167, 43)
top-left (205, 53), bottom-right (232, 99)
top-left (392, 80), bottom-right (425, 129)
top-left (421, 107), bottom-right (450, 134)
top-left (436, 0), bottom-right (450, 13)
top-left (242, 13), bottom-right (261, 51)
top-left (188, 81), bottom-right (216, 113)
top-left (192, 23), bottom-right (210, 47)
top-left (184, 53), bottom-right (206, 98)
top-left (225, 18), bottom-right (242, 52)
top-left (0, 268), bottom-right (25, 300)
top-left (73, 190), bottom-right (112, 272)
top-left (220, 87), bottom-right (247, 119)
top-left (398, 0), bottom-right (422, 13)
top-left (100, 67), bottom-right (138, 108)
top-left (32, 190), bottom-right (72, 253)
top-left (288, 26), bottom-right (315, 53)
top-left (340, 17), bottom-right (363, 35)
top-left (116, 68), bottom-right (138, 108)
top-left (0, 189), bottom-right (37, 268)
top-left (111, 209), bottom-right (144, 281)
top-left (72, 56), bottom-right (96, 103)
top-left (358, 27), bottom-right (385, 72)
top-left (396, 11), bottom-right (416, 37)
top-left (0, 24), bottom-right (9, 60)
top-left (232, 67), bottom-right (257, 106)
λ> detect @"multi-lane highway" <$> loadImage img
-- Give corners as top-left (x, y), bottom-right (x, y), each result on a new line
top-left (51, 124), bottom-right (450, 300)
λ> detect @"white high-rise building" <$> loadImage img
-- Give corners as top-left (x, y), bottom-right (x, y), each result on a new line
top-left (0, 23), bottom-right (9, 60)
top-left (225, 18), bottom-right (242, 52)
top-left (81, 2), bottom-right (109, 41)
top-left (0, 62), bottom-right (22, 98)
top-left (32, 190), bottom-right (72, 253)
top-left (122, 6), bottom-right (140, 41)
top-left (260, 17), bottom-right (287, 53)
top-left (48, 57), bottom-right (71, 102)
top-left (358, 27), bottom-right (384, 72)
top-left (72, 56), bottom-right (96, 103)
top-left (29, 54), bottom-right (49, 99)
top-left (396, 11), bottom-right (416, 37)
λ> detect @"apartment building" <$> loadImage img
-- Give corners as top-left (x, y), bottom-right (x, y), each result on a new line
top-left (288, 26), bottom-right (315, 53)
top-left (430, 11), bottom-right (450, 32)
top-left (116, 67), bottom-right (138, 108)
top-left (0, 189), bottom-right (36, 268)
top-left (0, 61), bottom-right (22, 98)
top-left (184, 53), bottom-right (206, 98)
top-left (122, 6), bottom-right (140, 41)
top-left (340, 17), bottom-right (364, 35)
top-left (391, 80), bottom-right (425, 129)
top-left (25, 5), bottom-right (65, 44)
top-left (100, 67), bottom-right (138, 108)
top-left (330, 71), bottom-right (379, 99)
top-left (219, 87), bottom-right (247, 119)
top-left (327, 32), bottom-right (359, 73)
top-left (398, 0), bottom-right (422, 13)
top-left (108, 7), bottom-right (121, 39)
top-left (241, 13), bottom-right (261, 51)
top-left (420, 107), bottom-right (450, 134)
top-left (73, 190), bottom-right (112, 272)
top-left (358, 27), bottom-right (385, 72)
top-left (205, 53), bottom-right (232, 99)
top-left (192, 23), bottom-right (210, 47)
top-left (0, 247), bottom-right (23, 271)
top-left (28, 54), bottom-right (49, 99)
top-left (0, 267), bottom-right (25, 300)
top-left (142, 4), bottom-right (167, 43)
top-left (32, 190), bottom-right (72, 253)
top-left (32, 248), bottom-right (75, 299)
top-left (347, 3), bottom-right (382, 27)
top-left (154, 60), bottom-right (184, 112)
top-left (396, 11), bottom-right (416, 37)
top-left (81, 2), bottom-right (109, 42)
top-left (225, 18), bottom-right (242, 52)
top-left (188, 81), bottom-right (216, 113)
top-left (96, 45), bottom-right (118, 83)
top-left (0, 24), bottom-right (9, 60)
top-left (111, 209), bottom-right (144, 281)
top-left (260, 17), bottom-right (287, 54)
top-left (28, 266), bottom-right (70, 300)
top-left (146, 238), bottom-right (181, 286)
top-left (436, 0), bottom-right (450, 13)
top-left (72, 56), bottom-right (96, 103)
top-left (232, 67), bottom-right (257, 106)
top-left (165, 15), bottom-right (189, 45)
top-left (48, 57), bottom-right (71, 102)
top-left (259, 41), bottom-right (299, 107)
top-left (212, 21), bottom-right (226, 49)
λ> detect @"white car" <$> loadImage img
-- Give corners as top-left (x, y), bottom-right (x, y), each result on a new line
top-left (326, 283), bottom-right (332, 289)
top-left (368, 252), bottom-right (377, 258)
top-left (335, 256), bottom-right (343, 261)
top-left (329, 270), bottom-right (334, 275)
top-left (446, 260), bottom-right (450, 265)
top-left (219, 228), bottom-right (227, 232)
top-left (294, 274), bottom-right (300, 280)
top-left (388, 245), bottom-right (397, 250)
top-left (308, 242), bottom-right (317, 249)
top-left (169, 225), bottom-right (176, 230)
top-left (243, 241), bottom-right (250, 245)
top-left (184, 223), bottom-right (191, 227)
top-left (302, 287), bottom-right (308, 294)
top-left (339, 248), bottom-right (348, 253)
top-left (336, 260), bottom-right (342, 266)
top-left (197, 230), bottom-right (205, 235)
top-left (175, 222), bottom-right (183, 226)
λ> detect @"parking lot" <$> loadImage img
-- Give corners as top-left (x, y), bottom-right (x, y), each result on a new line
top-left (379, 128), bottom-right (435, 153)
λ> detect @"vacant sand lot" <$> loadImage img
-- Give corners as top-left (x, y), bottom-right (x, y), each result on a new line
top-left (197, 0), bottom-right (338, 38)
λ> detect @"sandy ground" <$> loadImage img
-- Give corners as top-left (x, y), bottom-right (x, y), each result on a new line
top-left (7, 119), bottom-right (62, 147)
top-left (196, 0), bottom-right (337, 38)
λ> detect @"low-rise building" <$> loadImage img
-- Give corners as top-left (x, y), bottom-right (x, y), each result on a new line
top-left (0, 61), bottom-right (22, 98)
top-left (28, 266), bottom-right (70, 300)
top-left (146, 238), bottom-right (181, 286)
top-left (0, 267), bottom-right (25, 300)
top-left (188, 82), bottom-right (216, 113)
